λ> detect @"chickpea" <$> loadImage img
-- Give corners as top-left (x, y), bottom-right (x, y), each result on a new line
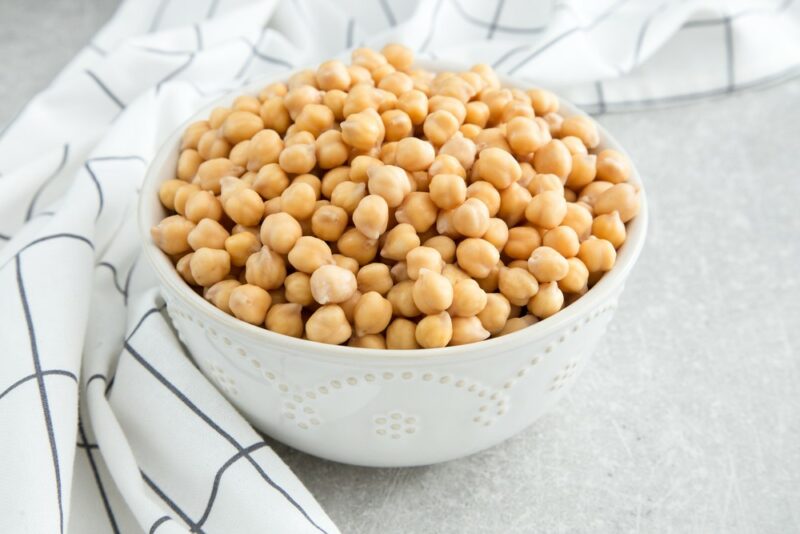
top-left (456, 238), bottom-right (500, 278)
top-left (475, 262), bottom-right (500, 293)
top-left (577, 237), bottom-right (616, 272)
top-left (564, 189), bottom-right (577, 202)
top-left (406, 246), bottom-right (444, 280)
top-left (341, 108), bottom-right (384, 150)
top-left (466, 181), bottom-right (501, 216)
top-left (429, 154), bottom-right (466, 179)
top-left (422, 110), bottom-right (458, 146)
top-left (391, 261), bottom-right (409, 283)
top-left (477, 218), bottom-right (506, 252)
top-left (312, 130), bottom-right (348, 169)
top-left (223, 188), bottom-right (263, 226)
top-left (525, 190), bottom-right (567, 229)
top-left (305, 304), bottom-right (352, 345)
top-left (475, 147), bottom-right (521, 190)
top-left (592, 211), bottom-right (626, 248)
top-left (263, 197), bottom-right (282, 216)
top-left (197, 129), bottom-right (230, 160)
top-left (288, 69), bottom-right (318, 90)
top-left (282, 272), bottom-right (312, 306)
top-left (423, 235), bottom-right (456, 264)
top-left (465, 100), bottom-right (490, 127)
top-left (181, 120), bottom-right (210, 150)
top-left (379, 109), bottom-right (413, 142)
top-left (498, 182), bottom-right (532, 227)
top-left (579, 180), bottom-right (614, 208)
top-left (284, 85), bottom-right (322, 120)
top-left (412, 269), bottom-right (454, 315)
top-left (310, 204), bottom-right (348, 241)
top-left (448, 278), bottom-right (487, 317)
top-left (596, 149), bottom-right (631, 184)
top-left (265, 303), bottom-right (304, 338)
top-left (428, 173), bottom-right (466, 210)
top-left (593, 183), bottom-right (640, 222)
top-left (288, 236), bottom-right (333, 273)
top-left (256, 213), bottom-right (299, 255)
top-left (498, 267), bottom-right (539, 306)
top-left (329, 180), bottom-right (366, 216)
top-left (379, 141), bottom-right (399, 165)
top-left (348, 334), bottom-right (387, 349)
top-left (294, 104), bottom-right (334, 138)
top-left (258, 82), bottom-right (287, 101)
top-left (527, 88), bottom-right (559, 115)
top-left (566, 154), bottom-right (597, 189)
top-left (395, 192), bottom-right (438, 233)
top-left (175, 253), bottom-right (196, 284)
top-left (204, 279), bottom-right (240, 313)
top-left (316, 60), bottom-right (351, 91)
top-left (308, 264), bottom-right (357, 305)
top-left (196, 158), bottom-right (243, 194)
top-left (226, 283), bottom-right (271, 325)
top-left (386, 318), bottom-right (420, 349)
top-left (528, 245), bottom-right (569, 283)
top-left (337, 228), bottom-right (378, 265)
top-left (353, 194), bottom-right (389, 239)
top-left (500, 315), bottom-right (538, 336)
top-left (450, 316), bottom-right (491, 346)
top-left (158, 180), bottom-right (185, 211)
top-left (381, 43), bottom-right (413, 71)
top-left (542, 225), bottom-right (580, 258)
top-left (352, 291), bottom-right (393, 336)
top-left (395, 137), bottom-right (435, 172)
top-left (562, 202), bottom-right (594, 241)
top-left (415, 312), bottom-right (452, 348)
top-left (242, 129), bottom-right (281, 172)
top-left (532, 139), bottom-right (572, 180)
top-left (224, 232), bottom-right (260, 267)
top-left (189, 247), bottom-right (231, 286)
top-left (242, 246), bottom-right (285, 289)
top-left (440, 134), bottom-right (476, 171)
top-left (319, 167), bottom-right (349, 199)
top-left (151, 215), bottom-right (195, 255)
top-left (542, 112), bottom-right (563, 137)
top-left (251, 163), bottom-right (288, 200)
top-left (501, 99), bottom-right (534, 122)
top-left (339, 289), bottom-right (361, 323)
top-left (506, 116), bottom-right (547, 156)
top-left (428, 95), bottom-right (467, 124)
top-left (471, 63), bottom-right (500, 89)
top-left (558, 257), bottom-right (589, 294)
top-left (480, 88), bottom-right (512, 124)
top-left (560, 115), bottom-right (599, 149)
top-left (380, 223), bottom-right (420, 260)
top-left (355, 263), bottom-right (392, 295)
top-left (279, 182), bottom-right (316, 220)
top-left (184, 190), bottom-right (223, 223)
top-left (187, 218), bottom-right (228, 251)
top-left (474, 127), bottom-right (510, 152)
top-left (278, 143), bottom-right (316, 174)
top-left (219, 111), bottom-right (262, 144)
top-left (451, 197), bottom-right (489, 237)
top-left (397, 89), bottom-right (428, 125)
top-left (177, 149), bottom-right (202, 181)
top-left (528, 281), bottom-right (564, 319)
top-left (502, 226), bottom-right (540, 260)
top-left (259, 97), bottom-right (291, 135)
top-left (527, 173), bottom-right (564, 196)
top-left (477, 293), bottom-right (511, 335)
top-left (349, 155), bottom-right (382, 183)
top-left (367, 164), bottom-right (409, 207)
top-left (378, 70), bottom-right (413, 97)
top-left (387, 280), bottom-right (420, 318)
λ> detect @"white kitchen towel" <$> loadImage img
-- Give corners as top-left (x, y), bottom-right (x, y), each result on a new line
top-left (0, 0), bottom-right (798, 532)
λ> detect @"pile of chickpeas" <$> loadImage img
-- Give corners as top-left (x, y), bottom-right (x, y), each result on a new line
top-left (151, 44), bottom-right (641, 349)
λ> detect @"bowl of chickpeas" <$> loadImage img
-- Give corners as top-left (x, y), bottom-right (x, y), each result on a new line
top-left (140, 45), bottom-right (646, 467)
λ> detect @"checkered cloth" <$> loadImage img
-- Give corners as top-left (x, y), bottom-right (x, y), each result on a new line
top-left (1, 0), bottom-right (798, 532)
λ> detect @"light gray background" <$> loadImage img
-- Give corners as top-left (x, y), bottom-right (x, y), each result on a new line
top-left (2, 1), bottom-right (799, 533)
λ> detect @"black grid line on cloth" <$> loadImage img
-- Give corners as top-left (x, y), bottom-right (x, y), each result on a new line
top-left (15, 254), bottom-right (65, 533)
top-left (631, 0), bottom-right (671, 67)
top-left (236, 28), bottom-right (293, 79)
top-left (98, 262), bottom-right (127, 297)
top-left (156, 54), bottom-right (196, 91)
top-left (141, 471), bottom-right (204, 533)
top-left (206, 0), bottom-right (221, 19)
top-left (0, 233), bottom-right (10, 241)
top-left (88, 42), bottom-right (108, 56)
top-left (724, 16), bottom-right (734, 91)
top-left (419, 0), bottom-right (445, 52)
top-left (0, 370), bottom-right (77, 402)
top-left (76, 442), bottom-right (99, 450)
top-left (26, 143), bottom-right (70, 222)
top-left (595, 81), bottom-right (607, 114)
top-left (123, 336), bottom-right (329, 533)
top-left (195, 441), bottom-right (269, 528)
top-left (0, 233), bottom-right (94, 272)
top-left (84, 162), bottom-right (105, 219)
top-left (451, 0), bottom-right (546, 35)
top-left (85, 70), bottom-right (125, 109)
top-left (346, 18), bottom-right (355, 48)
top-left (507, 0), bottom-right (633, 75)
top-left (149, 0), bottom-right (172, 33)
top-left (194, 24), bottom-right (203, 51)
top-left (487, 0), bottom-right (506, 39)
top-left (149, 515), bottom-right (172, 534)
top-left (683, 0), bottom-right (793, 27)
top-left (83, 156), bottom-right (148, 220)
top-left (78, 419), bottom-right (120, 534)
top-left (379, 0), bottom-right (397, 26)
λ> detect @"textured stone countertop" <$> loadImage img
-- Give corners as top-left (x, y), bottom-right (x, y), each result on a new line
top-left (3, 1), bottom-right (798, 532)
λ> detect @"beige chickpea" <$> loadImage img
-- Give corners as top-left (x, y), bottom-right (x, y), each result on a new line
top-left (380, 109), bottom-right (413, 142)
top-left (423, 235), bottom-right (456, 264)
top-left (309, 264), bottom-right (357, 305)
top-left (341, 108), bottom-right (384, 150)
top-left (150, 215), bottom-right (195, 255)
top-left (246, 129), bottom-right (283, 172)
top-left (381, 43), bottom-right (413, 71)
top-left (263, 197), bottom-right (282, 216)
top-left (465, 100), bottom-right (490, 127)
top-left (337, 228), bottom-right (378, 265)
top-left (428, 95), bottom-right (467, 124)
top-left (295, 104), bottom-right (334, 138)
top-left (499, 315), bottom-right (538, 336)
top-left (280, 182), bottom-right (317, 220)
top-left (378, 70), bottom-right (414, 96)
top-left (498, 182), bottom-right (532, 227)
top-left (471, 63), bottom-right (500, 89)
top-left (560, 136), bottom-right (586, 157)
top-left (265, 303), bottom-right (304, 338)
top-left (542, 112), bottom-right (563, 137)
top-left (187, 218), bottom-right (228, 251)
top-left (288, 236), bottom-right (333, 273)
top-left (406, 246), bottom-right (444, 280)
top-left (528, 246), bottom-right (569, 283)
top-left (528, 281), bottom-right (563, 319)
top-left (448, 278), bottom-right (488, 317)
top-left (379, 141), bottom-right (398, 165)
top-left (158, 179), bottom-right (185, 210)
top-left (224, 232), bottom-right (260, 267)
top-left (380, 223), bottom-right (420, 260)
top-left (474, 127), bottom-right (510, 152)
top-left (566, 154), bottom-right (597, 190)
top-left (596, 149), bottom-right (631, 184)
top-left (311, 204), bottom-right (348, 241)
top-left (503, 226), bottom-right (541, 260)
top-left (542, 225), bottom-right (580, 258)
top-left (177, 149), bottom-right (202, 181)
top-left (284, 85), bottom-right (322, 120)
top-left (562, 202), bottom-right (594, 241)
top-left (440, 134), bottom-right (477, 171)
top-left (356, 263), bottom-right (393, 295)
top-left (397, 90), bottom-right (428, 125)
top-left (476, 147), bottom-right (521, 190)
top-left (283, 272), bottom-right (313, 306)
top-left (480, 88), bottom-right (513, 124)
top-left (196, 158), bottom-right (243, 194)
top-left (351, 46), bottom-right (388, 71)
top-left (259, 212), bottom-right (301, 254)
top-left (390, 261), bottom-right (410, 283)
top-left (172, 184), bottom-right (200, 216)
top-left (525, 190), bottom-right (567, 229)
top-left (367, 164), bottom-right (409, 207)
top-left (423, 110), bottom-right (459, 146)
top-left (501, 99), bottom-right (534, 123)
top-left (294, 174), bottom-right (322, 198)
top-left (477, 293), bottom-right (511, 335)
top-left (498, 267), bottom-right (539, 306)
top-left (322, 89), bottom-right (347, 121)
top-left (560, 115), bottom-right (599, 149)
top-left (351, 291), bottom-right (392, 336)
top-left (258, 82), bottom-right (287, 101)
top-left (227, 284), bottom-right (271, 325)
top-left (349, 155), bottom-right (383, 183)
top-left (451, 197), bottom-right (489, 237)
top-left (332, 254), bottom-right (359, 275)
top-left (593, 183), bottom-right (640, 222)
top-left (480, 217), bottom-right (508, 251)
top-left (415, 312), bottom-right (452, 348)
top-left (330, 180), bottom-right (367, 216)
top-left (259, 97), bottom-right (291, 135)
top-left (181, 120), bottom-right (210, 150)
top-left (527, 88), bottom-right (559, 115)
top-left (288, 69), bottom-right (318, 90)
top-left (579, 180), bottom-right (614, 208)
top-left (348, 334), bottom-right (387, 349)
top-left (231, 142), bottom-right (251, 168)
top-left (395, 192), bottom-right (438, 233)
top-left (592, 211), bottom-right (626, 248)
top-left (577, 237), bottom-right (617, 272)
top-left (429, 154), bottom-right (465, 179)
top-left (284, 130), bottom-right (315, 147)
top-left (313, 130), bottom-right (348, 169)
top-left (244, 247), bottom-right (286, 290)
top-left (252, 163), bottom-right (289, 199)
top-left (338, 289), bottom-right (360, 324)
top-left (466, 181), bottom-right (501, 216)
top-left (175, 253), bottom-right (196, 285)
top-left (412, 269), bottom-right (454, 315)
top-left (316, 60), bottom-right (351, 91)
top-left (204, 279), bottom-right (240, 314)
top-left (320, 167), bottom-right (351, 198)
top-left (189, 248), bottom-right (231, 286)
top-left (532, 139), bottom-right (572, 180)
top-left (197, 129), bottom-right (231, 160)
top-left (221, 111), bottom-right (263, 144)
top-left (385, 318), bottom-right (420, 349)
top-left (428, 173), bottom-right (466, 210)
top-left (353, 194), bottom-right (389, 239)
top-left (450, 316), bottom-right (491, 346)
top-left (564, 189), bottom-right (577, 202)
top-left (506, 116), bottom-right (547, 156)
top-left (279, 143), bottom-right (316, 174)
top-left (305, 305), bottom-right (352, 345)
top-left (394, 137), bottom-right (435, 172)
top-left (558, 257), bottom-right (589, 294)
top-left (527, 173), bottom-right (564, 196)
top-left (387, 280), bottom-right (421, 318)
top-left (184, 190), bottom-right (223, 223)
top-left (442, 263), bottom-right (470, 285)
top-left (223, 188), bottom-right (263, 226)
top-left (475, 262), bottom-right (500, 293)
top-left (456, 238), bottom-right (500, 278)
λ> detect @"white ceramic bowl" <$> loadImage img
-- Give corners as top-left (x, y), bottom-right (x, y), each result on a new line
top-left (139, 62), bottom-right (648, 467)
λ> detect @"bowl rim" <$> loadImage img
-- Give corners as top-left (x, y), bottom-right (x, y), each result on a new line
top-left (138, 59), bottom-right (648, 364)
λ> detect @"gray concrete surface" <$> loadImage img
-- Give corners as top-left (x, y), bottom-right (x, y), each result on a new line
top-left (3, 1), bottom-right (799, 533)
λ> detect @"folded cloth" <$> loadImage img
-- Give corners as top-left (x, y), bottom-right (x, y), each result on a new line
top-left (0, 0), bottom-right (797, 532)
